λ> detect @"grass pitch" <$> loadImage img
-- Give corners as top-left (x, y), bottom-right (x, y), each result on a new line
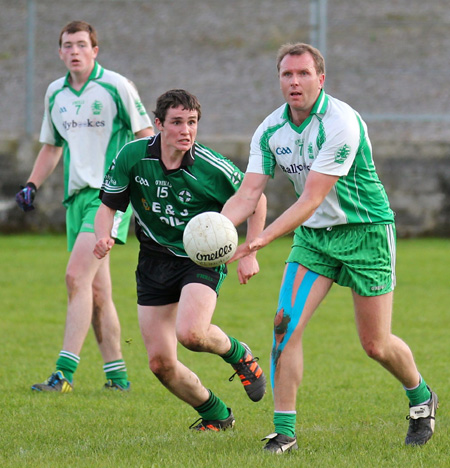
top-left (0, 234), bottom-right (448, 467)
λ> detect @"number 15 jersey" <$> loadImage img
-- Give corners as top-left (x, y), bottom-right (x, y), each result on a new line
top-left (100, 134), bottom-right (243, 257)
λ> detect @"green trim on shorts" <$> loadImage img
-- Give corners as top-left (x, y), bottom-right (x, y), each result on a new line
top-left (214, 263), bottom-right (228, 293)
top-left (65, 187), bottom-right (132, 251)
top-left (287, 223), bottom-right (396, 296)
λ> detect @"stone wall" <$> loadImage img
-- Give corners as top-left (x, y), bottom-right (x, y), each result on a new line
top-left (2, 1), bottom-right (450, 143)
top-left (0, 0), bottom-right (450, 237)
top-left (2, 137), bottom-right (449, 238)
top-left (2, 0), bottom-right (449, 237)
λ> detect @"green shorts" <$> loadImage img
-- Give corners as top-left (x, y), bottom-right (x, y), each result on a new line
top-left (65, 187), bottom-right (132, 251)
top-left (287, 223), bottom-right (396, 296)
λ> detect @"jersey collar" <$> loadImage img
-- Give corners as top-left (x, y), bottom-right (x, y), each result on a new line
top-left (283, 89), bottom-right (329, 132)
top-left (310, 89), bottom-right (329, 115)
top-left (146, 133), bottom-right (196, 169)
top-left (63, 61), bottom-right (104, 93)
top-left (90, 61), bottom-right (104, 80)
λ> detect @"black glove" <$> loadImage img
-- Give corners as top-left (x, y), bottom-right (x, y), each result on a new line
top-left (15, 182), bottom-right (37, 212)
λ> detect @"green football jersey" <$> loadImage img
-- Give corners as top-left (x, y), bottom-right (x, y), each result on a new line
top-left (101, 134), bottom-right (243, 257)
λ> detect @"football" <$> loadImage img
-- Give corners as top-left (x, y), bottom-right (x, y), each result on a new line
top-left (183, 212), bottom-right (238, 267)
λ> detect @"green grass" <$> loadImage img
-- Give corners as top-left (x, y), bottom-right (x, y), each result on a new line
top-left (0, 234), bottom-right (449, 467)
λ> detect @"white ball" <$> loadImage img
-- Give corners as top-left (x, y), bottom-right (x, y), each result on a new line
top-left (183, 212), bottom-right (238, 267)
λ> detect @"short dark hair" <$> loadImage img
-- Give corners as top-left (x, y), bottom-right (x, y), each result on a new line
top-left (59, 21), bottom-right (98, 48)
top-left (153, 89), bottom-right (202, 124)
top-left (276, 42), bottom-right (325, 75)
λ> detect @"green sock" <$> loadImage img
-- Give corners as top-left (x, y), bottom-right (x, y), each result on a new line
top-left (56, 350), bottom-right (80, 383)
top-left (405, 376), bottom-right (431, 406)
top-left (103, 360), bottom-right (128, 388)
top-left (194, 390), bottom-right (230, 421)
top-left (274, 411), bottom-right (296, 438)
top-left (221, 336), bottom-right (245, 364)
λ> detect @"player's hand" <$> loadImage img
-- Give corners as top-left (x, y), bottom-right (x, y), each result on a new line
top-left (236, 253), bottom-right (260, 285)
top-left (15, 182), bottom-right (37, 212)
top-left (227, 235), bottom-right (266, 264)
top-left (93, 237), bottom-right (115, 259)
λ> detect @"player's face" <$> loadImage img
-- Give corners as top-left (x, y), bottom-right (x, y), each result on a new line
top-left (156, 106), bottom-right (198, 154)
top-left (279, 53), bottom-right (325, 125)
top-left (59, 31), bottom-right (98, 75)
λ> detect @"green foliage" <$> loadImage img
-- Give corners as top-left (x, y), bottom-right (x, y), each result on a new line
top-left (0, 235), bottom-right (449, 467)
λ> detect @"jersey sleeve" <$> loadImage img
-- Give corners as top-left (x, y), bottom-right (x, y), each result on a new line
top-left (39, 83), bottom-right (65, 147)
top-left (195, 143), bottom-right (244, 204)
top-left (310, 108), bottom-right (361, 177)
top-left (115, 76), bottom-right (153, 134)
top-left (100, 142), bottom-right (133, 212)
top-left (246, 121), bottom-right (278, 177)
top-left (213, 160), bottom-right (243, 204)
top-left (246, 105), bottom-right (287, 178)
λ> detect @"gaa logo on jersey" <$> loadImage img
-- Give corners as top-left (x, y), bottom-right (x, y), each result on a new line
top-left (178, 189), bottom-right (192, 203)
top-left (335, 144), bottom-right (351, 164)
top-left (135, 176), bottom-right (150, 186)
top-left (275, 146), bottom-right (292, 155)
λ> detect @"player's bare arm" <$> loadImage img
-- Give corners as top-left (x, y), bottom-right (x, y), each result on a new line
top-left (222, 172), bottom-right (269, 226)
top-left (134, 127), bottom-right (154, 139)
top-left (235, 171), bottom-right (339, 261)
top-left (93, 203), bottom-right (117, 259)
top-left (235, 192), bottom-right (267, 284)
top-left (222, 173), bottom-right (267, 282)
top-left (27, 144), bottom-right (63, 188)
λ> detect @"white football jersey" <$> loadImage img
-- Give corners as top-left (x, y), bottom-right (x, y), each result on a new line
top-left (39, 62), bottom-right (152, 203)
top-left (247, 91), bottom-right (394, 228)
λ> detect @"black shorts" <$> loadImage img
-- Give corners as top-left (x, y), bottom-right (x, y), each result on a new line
top-left (135, 251), bottom-right (228, 306)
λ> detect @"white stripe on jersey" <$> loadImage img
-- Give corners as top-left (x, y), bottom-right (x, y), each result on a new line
top-left (180, 168), bottom-right (198, 180)
top-left (102, 181), bottom-right (128, 194)
top-left (195, 145), bottom-right (236, 178)
top-left (341, 166), bottom-right (372, 223)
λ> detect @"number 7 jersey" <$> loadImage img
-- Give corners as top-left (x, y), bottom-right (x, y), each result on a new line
top-left (39, 62), bottom-right (152, 204)
top-left (247, 90), bottom-right (394, 229)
